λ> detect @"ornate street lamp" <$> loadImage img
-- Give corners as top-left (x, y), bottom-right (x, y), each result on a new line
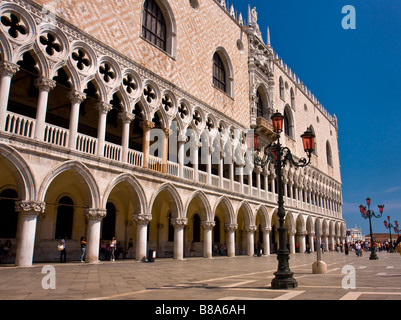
top-left (254, 110), bottom-right (314, 290)
top-left (394, 220), bottom-right (400, 237)
top-left (359, 198), bottom-right (384, 260)
top-left (383, 216), bottom-right (396, 253)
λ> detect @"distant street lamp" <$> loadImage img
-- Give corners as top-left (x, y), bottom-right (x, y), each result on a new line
top-left (359, 198), bottom-right (384, 260)
top-left (394, 220), bottom-right (400, 237)
top-left (383, 216), bottom-right (396, 253)
top-left (253, 110), bottom-right (315, 289)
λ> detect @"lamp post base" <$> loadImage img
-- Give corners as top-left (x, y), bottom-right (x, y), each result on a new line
top-left (271, 271), bottom-right (298, 289)
top-left (369, 252), bottom-right (379, 260)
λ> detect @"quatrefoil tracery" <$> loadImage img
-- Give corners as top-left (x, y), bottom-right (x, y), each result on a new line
top-left (178, 103), bottom-right (188, 120)
top-left (123, 75), bottom-right (138, 95)
top-left (72, 49), bottom-right (90, 71)
top-left (99, 62), bottom-right (116, 83)
top-left (39, 32), bottom-right (62, 56)
top-left (1, 13), bottom-right (27, 39)
top-left (143, 84), bottom-right (156, 103)
top-left (162, 94), bottom-right (173, 112)
top-left (193, 110), bottom-right (202, 127)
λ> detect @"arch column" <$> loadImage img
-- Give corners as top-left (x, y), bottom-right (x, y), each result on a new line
top-left (289, 230), bottom-right (296, 254)
top-left (263, 227), bottom-right (271, 256)
top-left (133, 213), bottom-right (152, 261)
top-left (34, 77), bottom-right (56, 140)
top-left (308, 231), bottom-right (315, 252)
top-left (202, 221), bottom-right (215, 258)
top-left (0, 62), bottom-right (19, 130)
top-left (225, 223), bottom-right (237, 257)
top-left (172, 218), bottom-right (188, 260)
top-left (14, 201), bottom-right (45, 267)
top-left (96, 102), bottom-right (113, 157)
top-left (67, 90), bottom-right (86, 149)
top-left (161, 128), bottom-right (171, 173)
top-left (140, 120), bottom-right (155, 169)
top-left (85, 209), bottom-right (106, 263)
top-left (120, 112), bottom-right (135, 163)
top-left (298, 231), bottom-right (306, 253)
top-left (245, 225), bottom-right (257, 256)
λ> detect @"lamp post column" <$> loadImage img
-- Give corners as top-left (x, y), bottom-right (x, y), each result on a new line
top-left (271, 139), bottom-right (298, 289)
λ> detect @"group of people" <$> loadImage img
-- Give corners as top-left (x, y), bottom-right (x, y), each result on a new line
top-left (58, 237), bottom-right (136, 263)
top-left (52, 234), bottom-right (401, 263)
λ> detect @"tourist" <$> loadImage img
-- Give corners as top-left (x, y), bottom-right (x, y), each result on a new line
top-left (109, 237), bottom-right (117, 262)
top-left (80, 237), bottom-right (87, 262)
top-left (60, 238), bottom-right (66, 263)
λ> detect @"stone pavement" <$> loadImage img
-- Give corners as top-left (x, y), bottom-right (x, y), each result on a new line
top-left (0, 250), bottom-right (400, 301)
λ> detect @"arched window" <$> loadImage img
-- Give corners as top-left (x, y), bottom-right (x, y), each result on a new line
top-left (193, 213), bottom-right (200, 242)
top-left (142, 0), bottom-right (167, 51)
top-left (279, 77), bottom-right (284, 100)
top-left (326, 141), bottom-right (333, 166)
top-left (213, 52), bottom-right (226, 92)
top-left (310, 125), bottom-right (317, 155)
top-left (102, 202), bottom-right (116, 240)
top-left (290, 88), bottom-right (295, 108)
top-left (55, 196), bottom-right (74, 239)
top-left (283, 109), bottom-right (290, 137)
top-left (0, 189), bottom-right (19, 238)
top-left (256, 90), bottom-right (263, 118)
top-left (256, 86), bottom-right (270, 120)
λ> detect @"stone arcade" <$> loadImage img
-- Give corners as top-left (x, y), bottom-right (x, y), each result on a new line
top-left (0, 0), bottom-right (344, 267)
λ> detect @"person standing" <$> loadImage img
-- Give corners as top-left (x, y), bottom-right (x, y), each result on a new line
top-left (80, 237), bottom-right (87, 262)
top-left (60, 238), bottom-right (66, 263)
top-left (109, 237), bottom-right (117, 262)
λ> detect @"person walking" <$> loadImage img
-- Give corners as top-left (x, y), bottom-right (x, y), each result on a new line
top-left (80, 237), bottom-right (87, 262)
top-left (109, 237), bottom-right (117, 262)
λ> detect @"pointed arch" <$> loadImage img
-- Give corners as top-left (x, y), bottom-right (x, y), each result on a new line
top-left (38, 160), bottom-right (100, 208)
top-left (185, 190), bottom-right (212, 222)
top-left (236, 201), bottom-right (254, 227)
top-left (0, 143), bottom-right (35, 201)
top-left (213, 196), bottom-right (235, 224)
top-left (149, 182), bottom-right (183, 219)
top-left (102, 173), bottom-right (147, 215)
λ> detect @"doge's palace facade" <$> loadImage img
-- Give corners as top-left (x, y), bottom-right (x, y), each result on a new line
top-left (0, 0), bottom-right (344, 266)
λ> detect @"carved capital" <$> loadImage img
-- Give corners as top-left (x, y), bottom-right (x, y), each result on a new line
top-left (162, 127), bottom-right (172, 137)
top-left (201, 221), bottom-right (215, 229)
top-left (15, 201), bottom-right (46, 216)
top-left (171, 217), bottom-right (188, 227)
top-left (140, 120), bottom-right (155, 132)
top-left (133, 213), bottom-right (152, 225)
top-left (85, 208), bottom-right (107, 221)
top-left (68, 90), bottom-right (86, 104)
top-left (119, 111), bottom-right (135, 123)
top-left (244, 225), bottom-right (257, 232)
top-left (0, 61), bottom-right (19, 77)
top-left (96, 102), bottom-right (113, 114)
top-left (34, 77), bottom-right (56, 92)
top-left (224, 223), bottom-right (238, 232)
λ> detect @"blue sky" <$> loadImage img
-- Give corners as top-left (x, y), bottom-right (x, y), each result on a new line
top-left (232, 0), bottom-right (401, 236)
